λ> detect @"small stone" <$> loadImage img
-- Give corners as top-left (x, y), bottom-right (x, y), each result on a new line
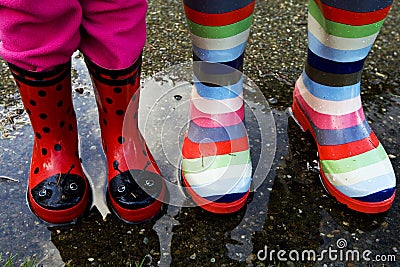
top-left (388, 154), bottom-right (396, 159)
top-left (210, 258), bottom-right (215, 263)
top-left (268, 97), bottom-right (277, 104)
top-left (174, 95), bottom-right (182, 101)
top-left (88, 258), bottom-right (94, 262)
top-left (190, 253), bottom-right (196, 260)
top-left (143, 237), bottom-right (149, 245)
top-left (246, 254), bottom-right (256, 264)
top-left (342, 221), bottom-right (350, 226)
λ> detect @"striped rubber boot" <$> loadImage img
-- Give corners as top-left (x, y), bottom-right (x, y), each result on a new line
top-left (8, 62), bottom-right (92, 224)
top-left (181, 0), bottom-right (255, 213)
top-left (85, 56), bottom-right (165, 223)
top-left (291, 0), bottom-right (396, 213)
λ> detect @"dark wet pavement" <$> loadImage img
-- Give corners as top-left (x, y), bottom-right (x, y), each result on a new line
top-left (0, 0), bottom-right (399, 266)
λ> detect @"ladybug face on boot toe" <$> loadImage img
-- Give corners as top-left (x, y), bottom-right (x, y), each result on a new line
top-left (31, 173), bottom-right (86, 210)
top-left (109, 169), bottom-right (163, 210)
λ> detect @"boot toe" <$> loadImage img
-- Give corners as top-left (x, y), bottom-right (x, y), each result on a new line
top-left (109, 169), bottom-right (163, 210)
top-left (31, 173), bottom-right (87, 210)
top-left (320, 167), bottom-right (396, 213)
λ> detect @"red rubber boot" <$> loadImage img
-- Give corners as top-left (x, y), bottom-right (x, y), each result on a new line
top-left (85, 56), bottom-right (165, 223)
top-left (8, 62), bottom-right (92, 224)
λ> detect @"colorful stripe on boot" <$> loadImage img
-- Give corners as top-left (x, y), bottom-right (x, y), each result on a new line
top-left (181, 0), bottom-right (255, 213)
top-left (291, 0), bottom-right (396, 213)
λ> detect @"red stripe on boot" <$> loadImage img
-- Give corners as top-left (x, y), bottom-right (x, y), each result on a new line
top-left (184, 1), bottom-right (255, 27)
top-left (314, 0), bottom-right (391, 26)
top-left (318, 132), bottom-right (380, 160)
top-left (182, 135), bottom-right (249, 159)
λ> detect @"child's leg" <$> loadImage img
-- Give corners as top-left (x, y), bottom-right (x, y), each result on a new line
top-left (0, 0), bottom-right (82, 71)
top-left (0, 1), bottom-right (91, 224)
top-left (80, 0), bottom-right (165, 223)
top-left (181, 0), bottom-right (255, 213)
top-left (79, 0), bottom-right (147, 69)
top-left (291, 0), bottom-right (396, 213)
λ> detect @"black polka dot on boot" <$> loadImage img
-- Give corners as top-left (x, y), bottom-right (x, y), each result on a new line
top-left (106, 97), bottom-right (113, 104)
top-left (103, 107), bottom-right (108, 114)
top-left (117, 136), bottom-right (125, 144)
top-left (54, 144), bottom-right (62, 151)
top-left (56, 84), bottom-right (62, 91)
top-left (103, 118), bottom-right (108, 125)
top-left (42, 148), bottom-right (47, 156)
top-left (57, 100), bottom-right (63, 107)
top-left (68, 124), bottom-right (73, 131)
top-left (60, 121), bottom-right (65, 128)
top-left (34, 167), bottom-right (39, 174)
top-left (26, 109), bottom-right (31, 115)
top-left (113, 87), bottom-right (122, 94)
top-left (36, 132), bottom-right (42, 139)
top-left (113, 160), bottom-right (119, 169)
top-left (43, 127), bottom-right (50, 133)
top-left (39, 113), bottom-right (48, 120)
top-left (38, 90), bottom-right (46, 97)
top-left (30, 100), bottom-right (37, 106)
top-left (116, 110), bottom-right (124, 116)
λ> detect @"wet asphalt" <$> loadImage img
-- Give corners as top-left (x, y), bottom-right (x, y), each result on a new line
top-left (0, 0), bottom-right (399, 266)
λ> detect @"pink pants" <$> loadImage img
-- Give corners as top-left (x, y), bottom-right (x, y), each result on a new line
top-left (0, 0), bottom-right (147, 71)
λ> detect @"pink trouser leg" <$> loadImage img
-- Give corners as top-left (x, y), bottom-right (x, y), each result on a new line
top-left (0, 0), bottom-right (82, 71)
top-left (80, 0), bottom-right (148, 69)
top-left (0, 0), bottom-right (147, 71)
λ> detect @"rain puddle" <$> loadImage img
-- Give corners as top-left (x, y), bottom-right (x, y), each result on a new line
top-left (0, 54), bottom-right (399, 266)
